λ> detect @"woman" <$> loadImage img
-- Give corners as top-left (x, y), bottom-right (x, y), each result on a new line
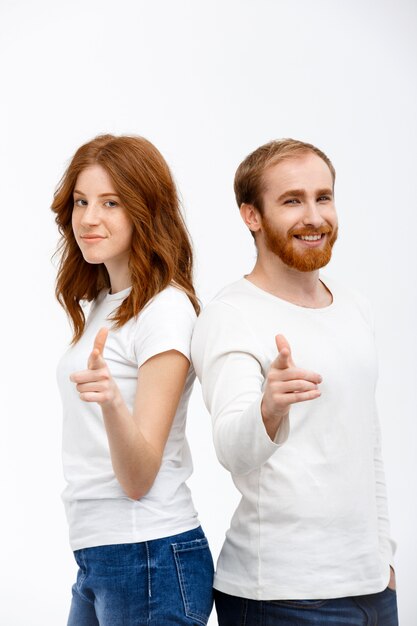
top-left (52, 134), bottom-right (214, 626)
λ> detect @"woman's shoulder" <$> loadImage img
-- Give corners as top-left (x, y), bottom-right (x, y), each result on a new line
top-left (142, 285), bottom-right (197, 318)
top-left (131, 286), bottom-right (197, 362)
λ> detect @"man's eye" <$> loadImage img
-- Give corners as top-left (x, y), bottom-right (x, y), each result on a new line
top-left (318, 195), bottom-right (331, 202)
top-left (74, 198), bottom-right (87, 207)
top-left (284, 198), bottom-right (299, 205)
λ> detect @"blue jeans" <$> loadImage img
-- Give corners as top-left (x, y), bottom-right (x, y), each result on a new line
top-left (67, 527), bottom-right (214, 626)
top-left (214, 587), bottom-right (399, 626)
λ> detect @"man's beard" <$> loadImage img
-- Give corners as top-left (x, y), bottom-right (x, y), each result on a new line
top-left (261, 218), bottom-right (338, 272)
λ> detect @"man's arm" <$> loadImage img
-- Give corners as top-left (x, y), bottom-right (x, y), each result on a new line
top-left (366, 298), bottom-right (396, 583)
top-left (372, 401), bottom-right (397, 584)
top-left (192, 302), bottom-right (321, 475)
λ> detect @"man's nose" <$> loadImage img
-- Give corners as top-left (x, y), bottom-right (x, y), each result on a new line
top-left (302, 202), bottom-right (323, 228)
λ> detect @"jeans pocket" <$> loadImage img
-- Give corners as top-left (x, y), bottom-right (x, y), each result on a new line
top-left (386, 586), bottom-right (397, 595)
top-left (72, 550), bottom-right (90, 601)
top-left (172, 537), bottom-right (214, 625)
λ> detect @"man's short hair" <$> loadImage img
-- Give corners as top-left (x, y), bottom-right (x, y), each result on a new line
top-left (234, 139), bottom-right (336, 214)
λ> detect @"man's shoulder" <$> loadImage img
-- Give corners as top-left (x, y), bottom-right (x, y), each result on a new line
top-left (192, 280), bottom-right (262, 359)
top-left (194, 278), bottom-right (264, 336)
top-left (323, 274), bottom-right (371, 301)
top-left (197, 278), bottom-right (258, 322)
top-left (322, 274), bottom-right (374, 324)
top-left (209, 278), bottom-right (251, 305)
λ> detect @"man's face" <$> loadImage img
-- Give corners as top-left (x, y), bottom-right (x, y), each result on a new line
top-left (258, 152), bottom-right (338, 272)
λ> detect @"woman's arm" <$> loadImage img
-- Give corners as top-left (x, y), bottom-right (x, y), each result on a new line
top-left (70, 328), bottom-right (190, 499)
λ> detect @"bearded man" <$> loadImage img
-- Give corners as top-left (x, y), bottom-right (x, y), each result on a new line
top-left (191, 139), bottom-right (398, 626)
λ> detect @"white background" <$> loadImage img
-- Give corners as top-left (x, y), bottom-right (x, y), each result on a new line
top-left (0, 1), bottom-right (416, 624)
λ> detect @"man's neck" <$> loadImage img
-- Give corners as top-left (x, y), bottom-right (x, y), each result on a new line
top-left (245, 254), bottom-right (332, 309)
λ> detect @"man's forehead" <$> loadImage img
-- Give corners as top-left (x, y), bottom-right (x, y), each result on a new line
top-left (262, 153), bottom-right (333, 191)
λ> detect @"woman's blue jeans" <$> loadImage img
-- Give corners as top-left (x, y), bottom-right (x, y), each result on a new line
top-left (215, 587), bottom-right (399, 626)
top-left (67, 526), bottom-right (214, 626)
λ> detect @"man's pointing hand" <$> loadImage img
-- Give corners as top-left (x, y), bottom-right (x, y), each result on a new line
top-left (261, 334), bottom-right (322, 439)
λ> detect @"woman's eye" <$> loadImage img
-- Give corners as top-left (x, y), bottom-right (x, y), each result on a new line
top-left (104, 200), bottom-right (118, 208)
top-left (74, 198), bottom-right (87, 207)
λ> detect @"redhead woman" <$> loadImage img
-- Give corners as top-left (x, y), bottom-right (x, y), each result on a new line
top-left (52, 134), bottom-right (214, 626)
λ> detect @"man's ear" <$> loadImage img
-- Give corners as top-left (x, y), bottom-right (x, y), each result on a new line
top-left (240, 203), bottom-right (262, 234)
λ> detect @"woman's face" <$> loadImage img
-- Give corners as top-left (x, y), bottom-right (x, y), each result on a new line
top-left (72, 164), bottom-right (133, 281)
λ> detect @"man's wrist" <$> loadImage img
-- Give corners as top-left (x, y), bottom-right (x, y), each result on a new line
top-left (261, 399), bottom-right (288, 440)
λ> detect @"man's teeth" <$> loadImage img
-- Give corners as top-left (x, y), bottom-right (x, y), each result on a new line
top-left (299, 234), bottom-right (322, 241)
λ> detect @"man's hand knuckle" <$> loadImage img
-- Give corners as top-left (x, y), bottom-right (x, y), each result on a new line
top-left (267, 371), bottom-right (275, 384)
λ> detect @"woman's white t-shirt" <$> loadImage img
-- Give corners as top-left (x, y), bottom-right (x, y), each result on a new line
top-left (57, 285), bottom-right (199, 551)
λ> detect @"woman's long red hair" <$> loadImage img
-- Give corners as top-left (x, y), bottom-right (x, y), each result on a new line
top-left (52, 134), bottom-right (199, 343)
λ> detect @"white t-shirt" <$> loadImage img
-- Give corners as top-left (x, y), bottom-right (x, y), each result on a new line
top-left (191, 276), bottom-right (395, 601)
top-left (57, 285), bottom-right (199, 551)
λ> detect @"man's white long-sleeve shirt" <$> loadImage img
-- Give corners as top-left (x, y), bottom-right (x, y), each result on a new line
top-left (191, 277), bottom-right (395, 600)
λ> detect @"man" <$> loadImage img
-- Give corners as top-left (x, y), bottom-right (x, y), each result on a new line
top-left (191, 140), bottom-right (398, 625)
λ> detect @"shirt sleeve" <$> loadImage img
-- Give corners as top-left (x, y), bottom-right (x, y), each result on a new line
top-left (372, 402), bottom-right (397, 566)
top-left (133, 288), bottom-right (196, 368)
top-left (192, 300), bottom-right (289, 476)
top-left (365, 296), bottom-right (396, 566)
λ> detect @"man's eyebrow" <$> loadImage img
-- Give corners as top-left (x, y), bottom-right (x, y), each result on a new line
top-left (277, 189), bottom-right (306, 201)
top-left (316, 188), bottom-right (333, 197)
top-left (277, 188), bottom-right (333, 202)
top-left (73, 189), bottom-right (120, 198)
